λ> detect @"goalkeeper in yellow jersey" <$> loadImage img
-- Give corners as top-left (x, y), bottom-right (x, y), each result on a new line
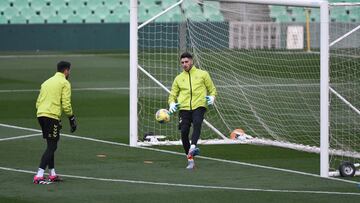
top-left (33, 61), bottom-right (77, 184)
top-left (168, 52), bottom-right (217, 169)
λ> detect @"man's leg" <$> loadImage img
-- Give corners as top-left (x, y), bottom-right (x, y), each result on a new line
top-left (47, 119), bottom-right (61, 182)
top-left (186, 107), bottom-right (206, 158)
top-left (46, 139), bottom-right (62, 182)
top-left (34, 117), bottom-right (47, 183)
top-left (191, 107), bottom-right (206, 146)
top-left (35, 117), bottom-right (60, 184)
top-left (39, 139), bottom-right (58, 170)
top-left (179, 110), bottom-right (192, 155)
top-left (47, 139), bottom-right (58, 169)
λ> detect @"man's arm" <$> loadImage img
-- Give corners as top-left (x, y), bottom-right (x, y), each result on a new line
top-left (204, 72), bottom-right (217, 97)
top-left (62, 82), bottom-right (77, 132)
top-left (168, 78), bottom-right (180, 105)
top-left (61, 82), bottom-right (73, 116)
top-left (168, 78), bottom-right (180, 114)
top-left (36, 86), bottom-right (43, 109)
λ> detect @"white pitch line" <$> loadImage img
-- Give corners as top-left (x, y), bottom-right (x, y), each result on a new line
top-left (2, 82), bottom-right (358, 94)
top-left (46, 132), bottom-right (360, 185)
top-left (0, 166), bottom-right (359, 196)
top-left (0, 133), bottom-right (41, 142)
top-left (0, 53), bottom-right (128, 59)
top-left (72, 87), bottom-right (128, 91)
top-left (0, 83), bottom-right (320, 94)
top-left (0, 89), bottom-right (40, 93)
top-left (0, 87), bottom-right (129, 93)
top-left (0, 122), bottom-right (359, 185)
top-left (0, 123), bottom-right (42, 133)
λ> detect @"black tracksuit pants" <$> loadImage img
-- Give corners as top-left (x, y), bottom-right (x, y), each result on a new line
top-left (179, 107), bottom-right (206, 155)
top-left (38, 117), bottom-right (60, 170)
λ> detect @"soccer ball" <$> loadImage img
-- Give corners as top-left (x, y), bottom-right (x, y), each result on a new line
top-left (155, 109), bottom-right (170, 123)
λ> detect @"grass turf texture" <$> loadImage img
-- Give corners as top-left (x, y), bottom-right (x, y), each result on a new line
top-left (0, 52), bottom-right (360, 202)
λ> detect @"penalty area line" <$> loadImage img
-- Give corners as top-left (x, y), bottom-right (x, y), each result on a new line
top-left (0, 166), bottom-right (359, 196)
top-left (0, 133), bottom-right (41, 142)
top-left (0, 122), bottom-right (359, 185)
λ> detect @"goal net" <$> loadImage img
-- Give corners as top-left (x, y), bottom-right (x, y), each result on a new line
top-left (135, 0), bottom-right (360, 176)
top-left (328, 2), bottom-right (360, 176)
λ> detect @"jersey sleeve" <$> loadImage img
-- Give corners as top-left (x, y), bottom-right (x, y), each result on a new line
top-left (204, 71), bottom-right (217, 97)
top-left (62, 81), bottom-right (74, 117)
top-left (36, 85), bottom-right (43, 109)
top-left (168, 77), bottom-right (180, 104)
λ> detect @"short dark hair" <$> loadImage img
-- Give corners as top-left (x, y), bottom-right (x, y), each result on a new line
top-left (57, 61), bottom-right (71, 72)
top-left (180, 52), bottom-right (193, 60)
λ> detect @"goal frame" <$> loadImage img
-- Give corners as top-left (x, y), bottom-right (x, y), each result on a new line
top-left (129, 0), bottom-right (330, 177)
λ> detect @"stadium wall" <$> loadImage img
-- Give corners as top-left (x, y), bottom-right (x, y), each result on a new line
top-left (0, 22), bottom-right (229, 52)
top-left (0, 22), bottom-right (356, 52)
top-left (0, 24), bottom-right (130, 51)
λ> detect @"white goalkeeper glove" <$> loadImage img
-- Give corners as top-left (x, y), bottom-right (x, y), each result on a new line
top-left (205, 96), bottom-right (215, 106)
top-left (169, 102), bottom-right (180, 114)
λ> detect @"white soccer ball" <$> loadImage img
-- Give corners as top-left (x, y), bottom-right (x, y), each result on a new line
top-left (155, 109), bottom-right (170, 123)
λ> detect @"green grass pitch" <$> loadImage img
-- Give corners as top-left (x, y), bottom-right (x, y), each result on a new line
top-left (0, 52), bottom-right (360, 203)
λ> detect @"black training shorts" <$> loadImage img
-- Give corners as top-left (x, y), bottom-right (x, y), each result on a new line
top-left (37, 117), bottom-right (61, 140)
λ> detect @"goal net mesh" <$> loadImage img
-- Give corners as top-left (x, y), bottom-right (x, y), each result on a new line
top-left (329, 3), bottom-right (360, 173)
top-left (138, 0), bottom-right (360, 173)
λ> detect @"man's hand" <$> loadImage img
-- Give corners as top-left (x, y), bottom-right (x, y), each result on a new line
top-left (69, 115), bottom-right (77, 133)
top-left (169, 103), bottom-right (180, 114)
top-left (205, 96), bottom-right (215, 106)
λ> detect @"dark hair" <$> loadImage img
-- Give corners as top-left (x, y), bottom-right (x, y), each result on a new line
top-left (57, 61), bottom-right (71, 72)
top-left (180, 52), bottom-right (193, 60)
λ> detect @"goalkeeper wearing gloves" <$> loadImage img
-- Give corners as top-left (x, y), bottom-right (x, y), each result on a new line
top-left (33, 61), bottom-right (77, 184)
top-left (168, 52), bottom-right (217, 169)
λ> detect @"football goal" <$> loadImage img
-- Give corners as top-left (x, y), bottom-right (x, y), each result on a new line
top-left (130, 0), bottom-right (360, 177)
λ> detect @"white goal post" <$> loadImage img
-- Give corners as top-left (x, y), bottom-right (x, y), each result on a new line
top-left (130, 0), bottom-right (360, 178)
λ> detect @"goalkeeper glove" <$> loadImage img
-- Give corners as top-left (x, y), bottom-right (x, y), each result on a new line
top-left (205, 96), bottom-right (215, 106)
top-left (69, 115), bottom-right (77, 133)
top-left (169, 102), bottom-right (180, 114)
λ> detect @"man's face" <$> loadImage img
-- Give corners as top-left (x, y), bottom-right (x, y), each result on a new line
top-left (180, 57), bottom-right (193, 72)
top-left (64, 69), bottom-right (70, 80)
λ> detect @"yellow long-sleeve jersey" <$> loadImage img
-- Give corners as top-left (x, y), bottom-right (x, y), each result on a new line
top-left (36, 72), bottom-right (73, 120)
top-left (168, 66), bottom-right (217, 110)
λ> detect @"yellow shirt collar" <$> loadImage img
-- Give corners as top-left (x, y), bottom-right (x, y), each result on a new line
top-left (55, 72), bottom-right (66, 78)
top-left (185, 65), bottom-right (197, 73)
